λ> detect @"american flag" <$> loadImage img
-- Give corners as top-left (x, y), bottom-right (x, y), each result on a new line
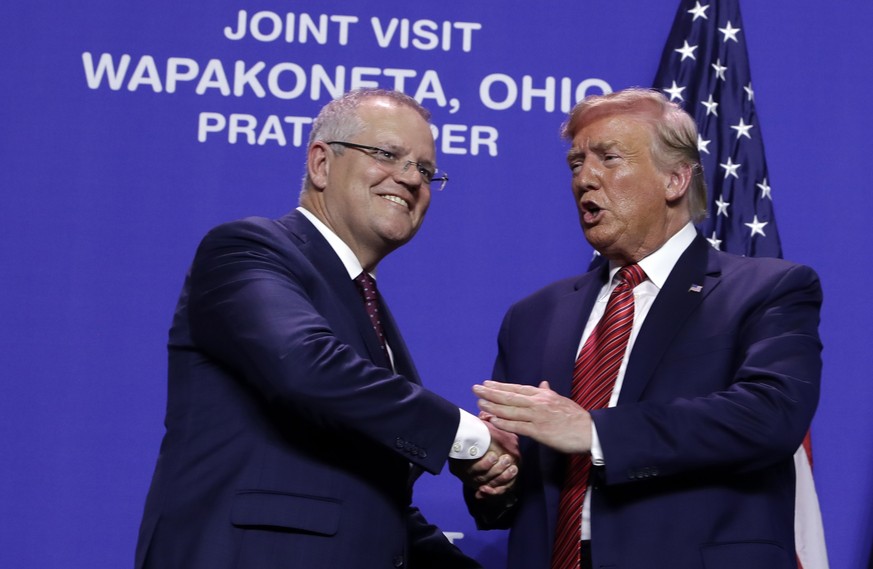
top-left (654, 0), bottom-right (780, 258)
top-left (653, 2), bottom-right (828, 568)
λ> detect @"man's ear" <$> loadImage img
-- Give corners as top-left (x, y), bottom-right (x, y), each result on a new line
top-left (666, 163), bottom-right (692, 204)
top-left (307, 142), bottom-right (330, 191)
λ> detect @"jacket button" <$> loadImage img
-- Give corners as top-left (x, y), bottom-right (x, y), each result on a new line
top-left (393, 555), bottom-right (404, 567)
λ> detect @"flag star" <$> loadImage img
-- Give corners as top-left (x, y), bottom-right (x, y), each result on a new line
top-left (720, 157), bottom-right (741, 179)
top-left (707, 231), bottom-right (722, 250)
top-left (701, 94), bottom-right (719, 116)
top-left (711, 59), bottom-right (727, 80)
top-left (664, 81), bottom-right (686, 102)
top-left (719, 21), bottom-right (741, 43)
top-left (757, 178), bottom-right (772, 199)
top-left (745, 215), bottom-right (768, 237)
top-left (652, 0), bottom-right (782, 261)
top-left (731, 118), bottom-right (754, 139)
top-left (675, 40), bottom-right (698, 61)
top-left (688, 1), bottom-right (709, 21)
top-left (715, 195), bottom-right (730, 216)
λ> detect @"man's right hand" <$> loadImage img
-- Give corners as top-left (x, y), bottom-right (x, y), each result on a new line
top-left (450, 419), bottom-right (520, 500)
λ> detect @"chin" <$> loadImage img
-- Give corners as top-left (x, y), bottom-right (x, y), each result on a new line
top-left (583, 236), bottom-right (620, 262)
top-left (582, 226), bottom-right (608, 248)
top-left (378, 228), bottom-right (416, 248)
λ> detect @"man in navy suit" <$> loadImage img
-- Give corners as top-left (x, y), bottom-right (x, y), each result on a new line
top-left (468, 88), bottom-right (822, 569)
top-left (135, 89), bottom-right (518, 569)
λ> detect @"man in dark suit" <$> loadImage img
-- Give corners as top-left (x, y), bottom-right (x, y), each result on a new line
top-left (135, 89), bottom-right (518, 569)
top-left (468, 88), bottom-right (822, 569)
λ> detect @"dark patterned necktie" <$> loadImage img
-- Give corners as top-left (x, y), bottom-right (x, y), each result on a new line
top-left (353, 271), bottom-right (390, 367)
top-left (551, 264), bottom-right (647, 569)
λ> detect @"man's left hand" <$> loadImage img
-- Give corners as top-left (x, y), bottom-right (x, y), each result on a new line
top-left (473, 380), bottom-right (592, 455)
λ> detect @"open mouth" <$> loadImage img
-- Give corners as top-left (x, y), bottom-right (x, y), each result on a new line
top-left (581, 202), bottom-right (603, 224)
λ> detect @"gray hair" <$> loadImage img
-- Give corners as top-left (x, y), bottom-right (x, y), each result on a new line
top-left (301, 89), bottom-right (431, 195)
top-left (561, 87), bottom-right (707, 223)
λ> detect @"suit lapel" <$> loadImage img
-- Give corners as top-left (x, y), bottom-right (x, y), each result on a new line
top-left (542, 267), bottom-right (608, 399)
top-left (277, 210), bottom-right (390, 368)
top-left (379, 299), bottom-right (421, 384)
top-left (618, 234), bottom-right (722, 404)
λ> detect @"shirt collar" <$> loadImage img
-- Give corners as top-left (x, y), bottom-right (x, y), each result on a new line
top-left (607, 222), bottom-right (697, 290)
top-left (297, 206), bottom-right (372, 280)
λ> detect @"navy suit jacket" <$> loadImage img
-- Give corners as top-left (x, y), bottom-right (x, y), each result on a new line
top-left (136, 210), bottom-right (480, 569)
top-left (476, 234), bottom-right (822, 569)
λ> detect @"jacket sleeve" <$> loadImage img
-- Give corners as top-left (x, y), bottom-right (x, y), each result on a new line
top-left (186, 218), bottom-right (460, 474)
top-left (592, 262), bottom-right (823, 485)
top-left (406, 506), bottom-right (483, 569)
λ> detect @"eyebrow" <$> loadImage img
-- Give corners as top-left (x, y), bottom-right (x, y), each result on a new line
top-left (567, 139), bottom-right (625, 161)
top-left (380, 142), bottom-right (436, 169)
top-left (567, 139), bottom-right (622, 160)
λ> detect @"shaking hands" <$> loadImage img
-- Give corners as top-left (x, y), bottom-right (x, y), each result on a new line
top-left (453, 378), bottom-right (593, 501)
top-left (450, 416), bottom-right (520, 500)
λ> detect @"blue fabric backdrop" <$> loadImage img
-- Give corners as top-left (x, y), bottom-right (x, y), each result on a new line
top-left (2, 2), bottom-right (871, 567)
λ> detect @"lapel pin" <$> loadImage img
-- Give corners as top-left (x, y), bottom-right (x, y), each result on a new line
top-left (688, 284), bottom-right (703, 293)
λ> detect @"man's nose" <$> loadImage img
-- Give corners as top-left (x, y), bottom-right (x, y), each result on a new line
top-left (574, 163), bottom-right (600, 191)
top-left (395, 160), bottom-right (424, 187)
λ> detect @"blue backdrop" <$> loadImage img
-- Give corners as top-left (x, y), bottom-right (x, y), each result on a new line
top-left (2, 2), bottom-right (872, 568)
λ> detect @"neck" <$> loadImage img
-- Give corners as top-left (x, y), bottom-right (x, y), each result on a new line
top-left (299, 197), bottom-right (385, 273)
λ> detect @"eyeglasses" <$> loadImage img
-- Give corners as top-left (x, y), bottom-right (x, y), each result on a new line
top-left (325, 141), bottom-right (449, 191)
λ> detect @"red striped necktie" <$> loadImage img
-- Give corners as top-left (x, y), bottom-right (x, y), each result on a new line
top-left (550, 264), bottom-right (647, 569)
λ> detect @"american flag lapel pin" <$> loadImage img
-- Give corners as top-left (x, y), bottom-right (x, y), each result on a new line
top-left (688, 284), bottom-right (703, 293)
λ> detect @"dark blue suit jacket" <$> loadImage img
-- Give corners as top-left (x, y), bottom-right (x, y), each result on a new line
top-left (477, 234), bottom-right (822, 569)
top-left (136, 210), bottom-right (480, 569)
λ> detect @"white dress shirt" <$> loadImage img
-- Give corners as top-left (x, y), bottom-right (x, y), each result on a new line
top-left (579, 222), bottom-right (697, 539)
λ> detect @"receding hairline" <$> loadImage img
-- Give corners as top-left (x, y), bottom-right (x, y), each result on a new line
top-left (355, 96), bottom-right (432, 131)
top-left (352, 89), bottom-right (432, 122)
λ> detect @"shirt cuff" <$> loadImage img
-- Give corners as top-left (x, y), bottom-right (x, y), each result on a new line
top-left (590, 421), bottom-right (605, 465)
top-left (450, 409), bottom-right (491, 460)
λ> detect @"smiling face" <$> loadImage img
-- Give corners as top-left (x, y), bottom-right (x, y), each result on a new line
top-left (305, 97), bottom-right (435, 270)
top-left (568, 112), bottom-right (690, 265)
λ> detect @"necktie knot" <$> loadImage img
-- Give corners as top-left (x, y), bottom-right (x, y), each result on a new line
top-left (354, 271), bottom-right (379, 302)
top-left (616, 264), bottom-right (646, 290)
